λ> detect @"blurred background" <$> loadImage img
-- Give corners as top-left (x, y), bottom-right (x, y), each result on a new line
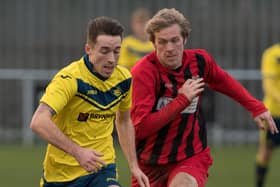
top-left (0, 0), bottom-right (279, 186)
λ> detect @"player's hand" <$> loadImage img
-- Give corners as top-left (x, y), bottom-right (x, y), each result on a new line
top-left (74, 147), bottom-right (107, 172)
top-left (254, 111), bottom-right (279, 134)
top-left (178, 77), bottom-right (205, 101)
top-left (130, 165), bottom-right (150, 187)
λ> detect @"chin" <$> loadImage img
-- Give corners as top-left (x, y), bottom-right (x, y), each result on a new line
top-left (104, 74), bottom-right (111, 78)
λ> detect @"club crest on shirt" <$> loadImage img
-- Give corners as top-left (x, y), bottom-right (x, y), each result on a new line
top-left (113, 88), bottom-right (122, 97)
top-left (156, 96), bottom-right (198, 114)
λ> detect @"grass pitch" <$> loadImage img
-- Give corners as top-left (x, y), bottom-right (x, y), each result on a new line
top-left (0, 144), bottom-right (279, 187)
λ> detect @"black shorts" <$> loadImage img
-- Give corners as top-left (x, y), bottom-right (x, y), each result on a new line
top-left (262, 117), bottom-right (280, 147)
top-left (42, 164), bottom-right (121, 187)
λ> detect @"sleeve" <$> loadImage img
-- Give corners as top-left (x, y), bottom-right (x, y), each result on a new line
top-left (118, 79), bottom-right (132, 112)
top-left (117, 66), bottom-right (133, 112)
top-left (40, 70), bottom-right (77, 114)
top-left (131, 62), bottom-right (190, 139)
top-left (201, 50), bottom-right (267, 117)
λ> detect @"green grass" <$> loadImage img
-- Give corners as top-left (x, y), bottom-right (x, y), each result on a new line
top-left (0, 144), bottom-right (279, 187)
top-left (208, 146), bottom-right (280, 187)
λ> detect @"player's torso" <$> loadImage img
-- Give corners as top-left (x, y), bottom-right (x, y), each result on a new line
top-left (262, 44), bottom-right (280, 116)
top-left (138, 51), bottom-right (207, 164)
top-left (55, 60), bottom-right (131, 143)
top-left (43, 57), bottom-right (131, 181)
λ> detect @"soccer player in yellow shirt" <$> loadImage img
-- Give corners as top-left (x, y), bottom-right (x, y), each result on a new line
top-left (255, 43), bottom-right (280, 187)
top-left (118, 8), bottom-right (154, 71)
top-left (30, 16), bottom-right (149, 187)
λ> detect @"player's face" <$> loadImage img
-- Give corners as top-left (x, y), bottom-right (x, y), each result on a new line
top-left (153, 24), bottom-right (186, 70)
top-left (131, 19), bottom-right (147, 38)
top-left (86, 35), bottom-right (121, 78)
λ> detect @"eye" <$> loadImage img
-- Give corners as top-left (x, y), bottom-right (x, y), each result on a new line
top-left (171, 37), bottom-right (180, 43)
top-left (158, 40), bottom-right (167, 45)
top-left (100, 48), bottom-right (110, 54)
top-left (114, 48), bottom-right (120, 55)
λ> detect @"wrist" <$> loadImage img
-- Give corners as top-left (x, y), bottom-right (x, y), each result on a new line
top-left (128, 161), bottom-right (139, 171)
top-left (177, 94), bottom-right (191, 106)
top-left (68, 143), bottom-right (81, 157)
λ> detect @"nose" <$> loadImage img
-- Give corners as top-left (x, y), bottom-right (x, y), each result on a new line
top-left (166, 41), bottom-right (174, 51)
top-left (107, 52), bottom-right (116, 63)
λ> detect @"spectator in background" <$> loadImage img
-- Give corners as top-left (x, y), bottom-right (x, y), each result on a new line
top-left (118, 8), bottom-right (154, 71)
top-left (130, 8), bottom-right (279, 187)
top-left (30, 16), bottom-right (149, 187)
top-left (255, 43), bottom-right (280, 187)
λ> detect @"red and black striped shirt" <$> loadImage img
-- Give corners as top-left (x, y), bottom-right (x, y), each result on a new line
top-left (131, 49), bottom-right (267, 165)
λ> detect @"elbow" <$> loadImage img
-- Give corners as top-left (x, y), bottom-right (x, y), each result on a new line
top-left (29, 116), bottom-right (40, 133)
top-left (29, 120), bottom-right (37, 132)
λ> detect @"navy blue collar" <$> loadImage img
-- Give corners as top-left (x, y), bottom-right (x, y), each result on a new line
top-left (83, 54), bottom-right (108, 81)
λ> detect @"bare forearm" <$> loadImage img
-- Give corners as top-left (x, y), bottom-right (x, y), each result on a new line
top-left (30, 106), bottom-right (80, 157)
top-left (116, 122), bottom-right (138, 169)
top-left (35, 121), bottom-right (79, 155)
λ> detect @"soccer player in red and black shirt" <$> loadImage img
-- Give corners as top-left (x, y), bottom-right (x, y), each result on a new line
top-left (130, 8), bottom-right (279, 187)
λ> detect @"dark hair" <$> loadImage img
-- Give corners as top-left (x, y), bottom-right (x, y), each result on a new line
top-left (87, 16), bottom-right (124, 45)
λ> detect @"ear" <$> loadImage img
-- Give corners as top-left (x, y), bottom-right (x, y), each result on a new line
top-left (152, 42), bottom-right (156, 49)
top-left (183, 38), bottom-right (187, 45)
top-left (85, 43), bottom-right (92, 55)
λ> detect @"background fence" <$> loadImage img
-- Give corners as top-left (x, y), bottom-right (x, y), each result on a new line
top-left (1, 0), bottom-right (280, 145)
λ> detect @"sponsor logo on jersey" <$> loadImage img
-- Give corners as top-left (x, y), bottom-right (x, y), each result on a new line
top-left (60, 75), bottom-right (72, 79)
top-left (77, 112), bottom-right (89, 121)
top-left (77, 112), bottom-right (115, 121)
top-left (156, 96), bottom-right (198, 113)
top-left (87, 89), bottom-right (98, 95)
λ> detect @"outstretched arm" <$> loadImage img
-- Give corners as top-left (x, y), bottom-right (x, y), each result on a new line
top-left (205, 58), bottom-right (278, 134)
top-left (29, 103), bottom-right (106, 172)
top-left (115, 110), bottom-right (150, 187)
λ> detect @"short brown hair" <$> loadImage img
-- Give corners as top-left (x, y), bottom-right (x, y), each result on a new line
top-left (87, 16), bottom-right (124, 46)
top-left (145, 8), bottom-right (191, 42)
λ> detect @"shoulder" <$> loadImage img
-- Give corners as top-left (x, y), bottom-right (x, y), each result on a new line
top-left (185, 48), bottom-right (212, 58)
top-left (55, 58), bottom-right (83, 79)
top-left (50, 58), bottom-right (86, 88)
top-left (185, 49), bottom-right (215, 64)
top-left (263, 44), bottom-right (280, 57)
top-left (115, 65), bottom-right (132, 78)
top-left (265, 43), bottom-right (280, 51)
top-left (131, 53), bottom-right (157, 74)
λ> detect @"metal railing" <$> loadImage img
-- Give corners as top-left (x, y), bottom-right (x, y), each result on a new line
top-left (0, 68), bottom-right (262, 145)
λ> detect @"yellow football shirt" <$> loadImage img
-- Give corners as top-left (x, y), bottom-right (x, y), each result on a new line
top-left (40, 55), bottom-right (132, 182)
top-left (118, 35), bottom-right (154, 71)
top-left (261, 43), bottom-right (280, 116)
